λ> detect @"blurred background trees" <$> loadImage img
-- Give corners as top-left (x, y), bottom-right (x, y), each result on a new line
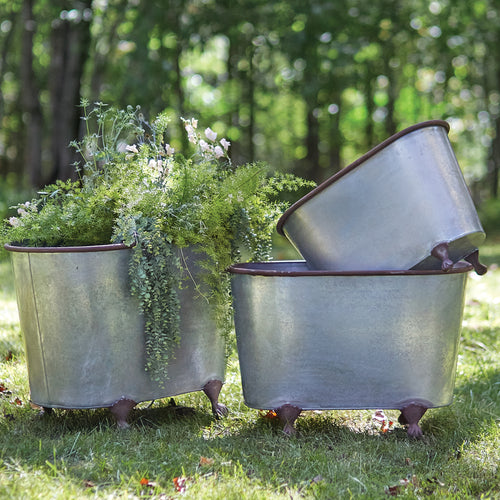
top-left (2, 0), bottom-right (500, 230)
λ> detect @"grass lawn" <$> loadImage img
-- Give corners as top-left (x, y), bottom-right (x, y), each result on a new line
top-left (0, 240), bottom-right (499, 499)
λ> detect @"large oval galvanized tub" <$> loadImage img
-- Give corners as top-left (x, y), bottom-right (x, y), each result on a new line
top-left (276, 121), bottom-right (485, 272)
top-left (229, 261), bottom-right (470, 414)
top-left (6, 244), bottom-right (225, 411)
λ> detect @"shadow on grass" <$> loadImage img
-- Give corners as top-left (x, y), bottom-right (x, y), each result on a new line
top-left (5, 360), bottom-right (498, 444)
top-left (16, 397), bottom-right (216, 436)
top-left (209, 367), bottom-right (500, 467)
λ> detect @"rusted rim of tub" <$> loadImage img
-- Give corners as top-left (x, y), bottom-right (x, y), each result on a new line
top-left (276, 120), bottom-right (450, 236)
top-left (228, 260), bottom-right (472, 276)
top-left (4, 243), bottom-right (131, 253)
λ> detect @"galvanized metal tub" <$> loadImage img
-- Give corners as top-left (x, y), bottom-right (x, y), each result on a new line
top-left (6, 243), bottom-right (225, 415)
top-left (229, 260), bottom-right (470, 433)
top-left (277, 121), bottom-right (485, 273)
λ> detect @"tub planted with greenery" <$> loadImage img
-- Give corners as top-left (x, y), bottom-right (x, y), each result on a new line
top-left (1, 102), bottom-right (311, 427)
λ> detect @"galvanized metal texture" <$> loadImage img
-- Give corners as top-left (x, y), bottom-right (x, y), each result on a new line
top-left (229, 260), bottom-right (470, 411)
top-left (7, 244), bottom-right (225, 409)
top-left (277, 121), bottom-right (485, 271)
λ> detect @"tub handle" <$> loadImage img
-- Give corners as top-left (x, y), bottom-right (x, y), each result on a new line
top-left (431, 242), bottom-right (454, 272)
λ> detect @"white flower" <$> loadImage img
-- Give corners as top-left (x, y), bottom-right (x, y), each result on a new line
top-left (199, 139), bottom-right (210, 152)
top-left (213, 145), bottom-right (224, 158)
top-left (191, 118), bottom-right (198, 129)
top-left (17, 208), bottom-right (27, 216)
top-left (165, 144), bottom-right (175, 156)
top-left (185, 124), bottom-right (197, 144)
top-left (220, 138), bottom-right (231, 151)
top-left (205, 127), bottom-right (217, 141)
top-left (148, 159), bottom-right (157, 170)
top-left (9, 217), bottom-right (19, 227)
top-left (125, 144), bottom-right (139, 154)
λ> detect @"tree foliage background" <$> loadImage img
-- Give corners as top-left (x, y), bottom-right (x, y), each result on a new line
top-left (1, 0), bottom-right (500, 216)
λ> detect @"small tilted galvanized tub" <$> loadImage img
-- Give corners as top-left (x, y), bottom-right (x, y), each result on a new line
top-left (6, 243), bottom-right (226, 426)
top-left (229, 260), bottom-right (471, 436)
top-left (277, 121), bottom-right (486, 274)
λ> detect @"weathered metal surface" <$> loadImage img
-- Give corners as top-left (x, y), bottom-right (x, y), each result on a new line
top-left (7, 244), bottom-right (225, 409)
top-left (229, 260), bottom-right (470, 411)
top-left (277, 121), bottom-right (485, 271)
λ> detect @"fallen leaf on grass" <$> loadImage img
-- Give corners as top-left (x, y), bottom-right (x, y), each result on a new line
top-left (199, 456), bottom-right (215, 467)
top-left (385, 475), bottom-right (418, 496)
top-left (173, 476), bottom-right (187, 493)
top-left (83, 480), bottom-right (95, 488)
top-left (4, 351), bottom-right (13, 361)
top-left (260, 410), bottom-right (278, 419)
top-left (11, 397), bottom-right (22, 406)
top-left (373, 410), bottom-right (394, 433)
top-left (0, 383), bottom-right (12, 395)
top-left (140, 477), bottom-right (157, 488)
top-left (427, 477), bottom-right (445, 487)
top-left (386, 485), bottom-right (399, 496)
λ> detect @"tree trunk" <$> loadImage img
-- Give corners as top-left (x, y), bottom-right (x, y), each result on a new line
top-left (47, 2), bottom-right (92, 183)
top-left (247, 45), bottom-right (255, 163)
top-left (0, 11), bottom-right (17, 121)
top-left (0, 10), bottom-right (18, 177)
top-left (20, 0), bottom-right (43, 187)
top-left (300, 103), bottom-right (320, 182)
top-left (490, 115), bottom-right (500, 199)
top-left (328, 105), bottom-right (342, 177)
top-left (89, 0), bottom-right (129, 102)
top-left (487, 62), bottom-right (500, 200)
top-left (364, 72), bottom-right (375, 149)
top-left (174, 37), bottom-right (189, 154)
top-left (226, 35), bottom-right (244, 164)
top-left (383, 49), bottom-right (397, 137)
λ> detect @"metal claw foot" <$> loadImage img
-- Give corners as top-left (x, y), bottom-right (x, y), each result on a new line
top-left (431, 242), bottom-right (454, 272)
top-left (110, 398), bottom-right (137, 429)
top-left (202, 380), bottom-right (228, 418)
top-left (398, 403), bottom-right (428, 438)
top-left (276, 404), bottom-right (302, 435)
top-left (464, 249), bottom-right (487, 276)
